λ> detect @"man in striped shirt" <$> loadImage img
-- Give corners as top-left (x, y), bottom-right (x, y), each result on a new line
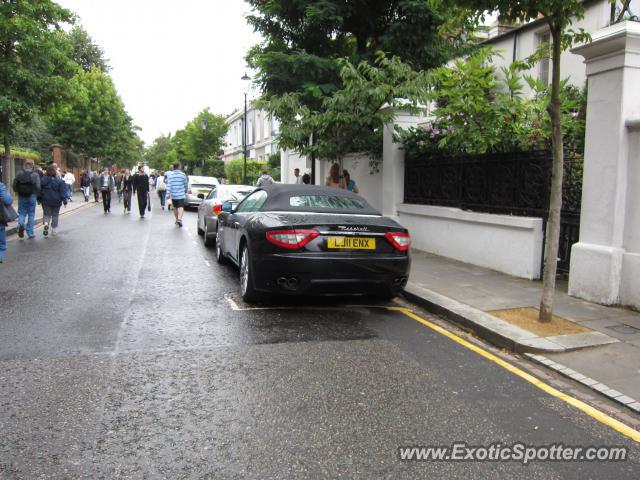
top-left (166, 162), bottom-right (189, 227)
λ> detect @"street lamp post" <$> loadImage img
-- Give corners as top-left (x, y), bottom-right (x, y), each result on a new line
top-left (200, 118), bottom-right (207, 174)
top-left (241, 72), bottom-right (250, 185)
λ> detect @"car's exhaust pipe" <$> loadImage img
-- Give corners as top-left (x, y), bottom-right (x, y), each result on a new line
top-left (287, 276), bottom-right (299, 289)
top-left (276, 276), bottom-right (300, 290)
top-left (277, 277), bottom-right (287, 287)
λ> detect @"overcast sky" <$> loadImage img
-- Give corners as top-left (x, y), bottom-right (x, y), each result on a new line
top-left (57, 0), bottom-right (262, 146)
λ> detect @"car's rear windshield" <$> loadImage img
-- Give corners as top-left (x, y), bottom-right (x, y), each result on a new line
top-left (289, 195), bottom-right (367, 210)
top-left (225, 188), bottom-right (253, 201)
top-left (191, 184), bottom-right (214, 189)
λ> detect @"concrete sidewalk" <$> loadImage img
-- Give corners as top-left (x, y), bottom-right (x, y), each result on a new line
top-left (405, 250), bottom-right (640, 413)
top-left (6, 191), bottom-right (96, 236)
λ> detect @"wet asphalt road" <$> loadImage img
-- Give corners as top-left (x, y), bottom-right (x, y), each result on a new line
top-left (0, 198), bottom-right (638, 479)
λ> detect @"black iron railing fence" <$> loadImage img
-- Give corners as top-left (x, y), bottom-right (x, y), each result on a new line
top-left (404, 149), bottom-right (583, 275)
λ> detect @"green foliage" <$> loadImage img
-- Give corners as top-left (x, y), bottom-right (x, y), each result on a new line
top-left (144, 134), bottom-right (174, 171)
top-left (224, 158), bottom-right (269, 185)
top-left (399, 48), bottom-right (587, 157)
top-left (46, 68), bottom-right (140, 165)
top-left (66, 26), bottom-right (110, 73)
top-left (203, 159), bottom-right (225, 178)
top-left (264, 53), bottom-right (430, 167)
top-left (178, 109), bottom-right (228, 173)
top-left (12, 115), bottom-right (56, 163)
top-left (0, 0), bottom-right (75, 146)
top-left (0, 145), bottom-right (42, 162)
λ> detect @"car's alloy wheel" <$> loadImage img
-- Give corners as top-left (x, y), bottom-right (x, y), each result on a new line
top-left (203, 222), bottom-right (215, 247)
top-left (215, 230), bottom-right (225, 263)
top-left (239, 244), bottom-right (259, 302)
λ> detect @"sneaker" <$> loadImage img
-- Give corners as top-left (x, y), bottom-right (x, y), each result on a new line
top-left (28, 235), bottom-right (35, 240)
top-left (51, 229), bottom-right (57, 236)
top-left (18, 225), bottom-right (24, 238)
top-left (43, 224), bottom-right (49, 237)
top-left (177, 220), bottom-right (183, 228)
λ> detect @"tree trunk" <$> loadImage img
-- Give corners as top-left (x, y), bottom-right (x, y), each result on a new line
top-left (539, 25), bottom-right (565, 323)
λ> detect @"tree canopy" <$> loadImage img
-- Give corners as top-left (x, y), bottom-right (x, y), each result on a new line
top-left (66, 25), bottom-right (110, 73)
top-left (0, 0), bottom-right (75, 183)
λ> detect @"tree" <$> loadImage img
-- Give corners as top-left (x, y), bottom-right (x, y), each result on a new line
top-left (66, 26), bottom-right (110, 73)
top-left (47, 68), bottom-right (139, 167)
top-left (247, 0), bottom-right (467, 158)
top-left (0, 0), bottom-right (75, 184)
top-left (267, 53), bottom-right (430, 167)
top-left (174, 109), bottom-right (228, 174)
top-left (144, 134), bottom-right (175, 171)
top-left (451, 0), bottom-right (590, 322)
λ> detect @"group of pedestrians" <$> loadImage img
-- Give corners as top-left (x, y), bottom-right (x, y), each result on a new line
top-left (286, 165), bottom-right (359, 192)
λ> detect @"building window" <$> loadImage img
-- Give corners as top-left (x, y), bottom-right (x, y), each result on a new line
top-left (537, 32), bottom-right (551, 86)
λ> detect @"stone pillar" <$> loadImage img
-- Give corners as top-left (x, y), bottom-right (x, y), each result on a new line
top-left (381, 108), bottom-right (421, 218)
top-left (568, 21), bottom-right (640, 308)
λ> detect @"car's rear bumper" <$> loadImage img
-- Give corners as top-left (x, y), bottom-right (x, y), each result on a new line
top-left (185, 194), bottom-right (202, 206)
top-left (251, 253), bottom-right (410, 296)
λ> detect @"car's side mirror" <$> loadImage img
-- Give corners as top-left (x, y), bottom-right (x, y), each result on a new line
top-left (222, 202), bottom-right (233, 213)
top-left (197, 193), bottom-right (205, 199)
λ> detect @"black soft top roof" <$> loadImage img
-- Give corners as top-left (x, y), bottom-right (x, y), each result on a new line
top-left (258, 184), bottom-right (380, 215)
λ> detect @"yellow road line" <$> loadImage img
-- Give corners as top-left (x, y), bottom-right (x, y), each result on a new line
top-left (388, 306), bottom-right (640, 443)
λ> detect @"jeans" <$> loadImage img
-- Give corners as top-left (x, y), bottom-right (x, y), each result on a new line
top-left (123, 190), bottom-right (132, 212)
top-left (0, 226), bottom-right (6, 262)
top-left (18, 193), bottom-right (37, 237)
top-left (102, 190), bottom-right (111, 212)
top-left (81, 186), bottom-right (90, 201)
top-left (137, 191), bottom-right (148, 216)
top-left (93, 187), bottom-right (99, 202)
top-left (42, 204), bottom-right (61, 228)
top-left (158, 190), bottom-right (166, 208)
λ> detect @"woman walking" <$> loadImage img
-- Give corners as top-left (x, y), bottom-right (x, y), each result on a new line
top-left (342, 169), bottom-right (359, 194)
top-left (325, 163), bottom-right (345, 189)
top-left (80, 170), bottom-right (91, 202)
top-left (99, 167), bottom-right (115, 213)
top-left (40, 164), bottom-right (68, 237)
top-left (156, 171), bottom-right (167, 210)
top-left (122, 169), bottom-right (134, 213)
top-left (0, 181), bottom-right (14, 263)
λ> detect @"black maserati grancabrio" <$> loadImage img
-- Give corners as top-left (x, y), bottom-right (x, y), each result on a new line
top-left (215, 184), bottom-right (411, 302)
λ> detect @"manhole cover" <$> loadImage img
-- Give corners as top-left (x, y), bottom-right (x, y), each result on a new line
top-left (606, 324), bottom-right (640, 335)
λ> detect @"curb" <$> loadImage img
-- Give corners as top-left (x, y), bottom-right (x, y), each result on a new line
top-left (402, 282), bottom-right (617, 354)
top-left (525, 353), bottom-right (640, 415)
top-left (5, 200), bottom-right (95, 236)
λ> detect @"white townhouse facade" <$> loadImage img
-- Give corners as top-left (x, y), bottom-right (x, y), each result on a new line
top-left (222, 103), bottom-right (279, 163)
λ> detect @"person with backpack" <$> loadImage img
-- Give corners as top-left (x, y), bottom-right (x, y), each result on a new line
top-left (155, 170), bottom-right (167, 210)
top-left (12, 159), bottom-right (41, 240)
top-left (40, 164), bottom-right (68, 237)
top-left (80, 170), bottom-right (91, 202)
top-left (0, 181), bottom-right (14, 262)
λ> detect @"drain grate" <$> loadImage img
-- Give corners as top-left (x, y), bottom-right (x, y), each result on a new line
top-left (606, 323), bottom-right (640, 335)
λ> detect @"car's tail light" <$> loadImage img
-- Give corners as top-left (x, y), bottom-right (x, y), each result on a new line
top-left (266, 229), bottom-right (320, 249)
top-left (385, 231), bottom-right (411, 251)
top-left (213, 204), bottom-right (222, 215)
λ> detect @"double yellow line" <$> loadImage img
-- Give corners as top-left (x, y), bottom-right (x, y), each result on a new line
top-left (389, 306), bottom-right (640, 443)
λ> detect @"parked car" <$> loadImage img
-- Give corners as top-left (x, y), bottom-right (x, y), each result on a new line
top-left (215, 184), bottom-right (411, 302)
top-left (197, 184), bottom-right (255, 247)
top-left (184, 176), bottom-right (219, 208)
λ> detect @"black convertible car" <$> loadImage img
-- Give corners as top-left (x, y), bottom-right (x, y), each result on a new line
top-left (215, 185), bottom-right (411, 302)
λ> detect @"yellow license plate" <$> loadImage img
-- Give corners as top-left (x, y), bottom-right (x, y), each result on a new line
top-left (327, 236), bottom-right (376, 250)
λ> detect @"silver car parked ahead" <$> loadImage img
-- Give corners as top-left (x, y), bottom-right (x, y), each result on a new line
top-left (196, 184), bottom-right (255, 247)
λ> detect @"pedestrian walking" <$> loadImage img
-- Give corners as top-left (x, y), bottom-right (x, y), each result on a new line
top-left (80, 170), bottom-right (91, 201)
top-left (342, 169), bottom-right (359, 194)
top-left (293, 168), bottom-right (303, 184)
top-left (255, 171), bottom-right (275, 187)
top-left (0, 181), bottom-right (15, 263)
top-left (62, 170), bottom-right (75, 201)
top-left (132, 165), bottom-right (150, 218)
top-left (40, 164), bottom-right (68, 237)
top-left (166, 162), bottom-right (189, 227)
top-left (91, 171), bottom-right (101, 202)
top-left (121, 169), bottom-right (134, 214)
top-left (156, 171), bottom-right (167, 210)
top-left (12, 159), bottom-right (41, 240)
top-left (99, 167), bottom-right (115, 213)
top-left (115, 169), bottom-right (124, 203)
